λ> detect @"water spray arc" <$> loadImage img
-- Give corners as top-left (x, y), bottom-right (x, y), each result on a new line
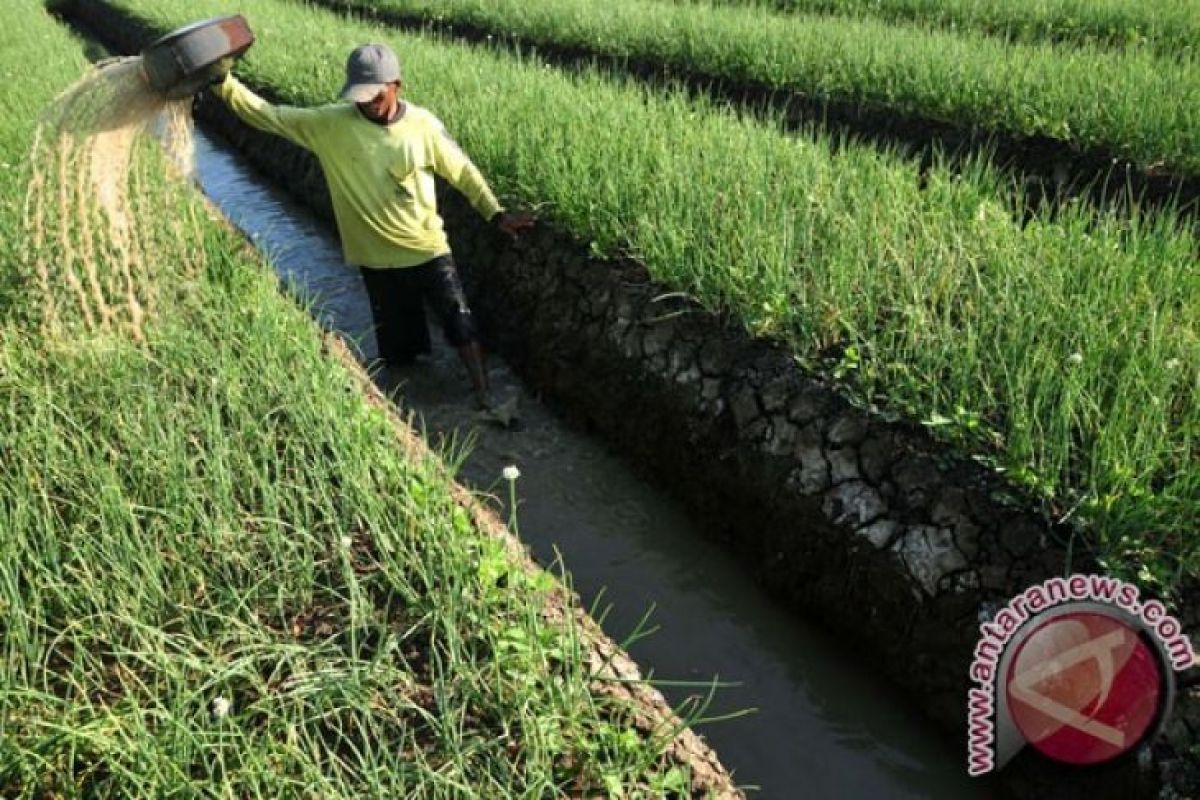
top-left (20, 16), bottom-right (253, 341)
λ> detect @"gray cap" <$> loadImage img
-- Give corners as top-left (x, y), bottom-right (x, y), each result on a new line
top-left (339, 43), bottom-right (402, 103)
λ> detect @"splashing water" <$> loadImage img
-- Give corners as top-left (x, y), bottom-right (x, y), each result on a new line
top-left (22, 56), bottom-right (199, 342)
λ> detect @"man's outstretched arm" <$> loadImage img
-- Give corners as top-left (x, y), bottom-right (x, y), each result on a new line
top-left (213, 74), bottom-right (322, 151)
top-left (428, 119), bottom-right (534, 237)
top-left (428, 121), bottom-right (502, 219)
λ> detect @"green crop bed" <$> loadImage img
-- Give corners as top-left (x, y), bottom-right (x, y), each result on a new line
top-left (318, 0), bottom-right (1200, 177)
top-left (0, 3), bottom-right (702, 796)
top-left (99, 0), bottom-right (1199, 588)
top-left (666, 0), bottom-right (1199, 58)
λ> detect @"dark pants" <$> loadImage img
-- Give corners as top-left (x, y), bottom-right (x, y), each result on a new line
top-left (359, 254), bottom-right (477, 365)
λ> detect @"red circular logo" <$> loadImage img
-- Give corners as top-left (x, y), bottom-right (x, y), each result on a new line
top-left (1005, 611), bottom-right (1163, 765)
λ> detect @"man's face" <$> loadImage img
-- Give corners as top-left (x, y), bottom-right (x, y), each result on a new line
top-left (357, 81), bottom-right (400, 122)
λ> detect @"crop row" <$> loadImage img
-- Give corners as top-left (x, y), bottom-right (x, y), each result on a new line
top-left (318, 0), bottom-right (1200, 177)
top-left (103, 0), bottom-right (1200, 582)
top-left (668, 0), bottom-right (1198, 58)
top-left (0, 2), bottom-right (698, 795)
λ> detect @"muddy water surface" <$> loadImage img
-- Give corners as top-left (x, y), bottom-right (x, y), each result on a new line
top-left (188, 126), bottom-right (989, 799)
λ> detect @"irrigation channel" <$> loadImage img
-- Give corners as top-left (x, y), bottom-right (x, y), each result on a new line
top-left (184, 120), bottom-right (984, 798)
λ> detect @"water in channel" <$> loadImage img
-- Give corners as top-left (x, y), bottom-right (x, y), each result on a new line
top-left (187, 125), bottom-right (987, 799)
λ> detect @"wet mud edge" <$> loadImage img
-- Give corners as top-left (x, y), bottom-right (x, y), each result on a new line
top-left (62, 2), bottom-right (1200, 797)
top-left (329, 331), bottom-right (744, 799)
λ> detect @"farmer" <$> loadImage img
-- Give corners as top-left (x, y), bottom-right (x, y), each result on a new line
top-left (211, 43), bottom-right (534, 413)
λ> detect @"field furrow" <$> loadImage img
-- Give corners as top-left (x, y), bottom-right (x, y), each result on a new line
top-left (662, 0), bottom-right (1199, 58)
top-left (311, 0), bottom-right (1200, 181)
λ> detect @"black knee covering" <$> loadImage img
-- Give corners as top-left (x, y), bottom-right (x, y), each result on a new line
top-left (443, 306), bottom-right (477, 347)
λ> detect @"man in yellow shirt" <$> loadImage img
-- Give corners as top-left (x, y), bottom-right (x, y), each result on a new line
top-left (213, 43), bottom-right (533, 414)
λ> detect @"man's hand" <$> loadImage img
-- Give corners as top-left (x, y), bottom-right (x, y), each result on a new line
top-left (493, 210), bottom-right (536, 238)
top-left (206, 56), bottom-right (237, 89)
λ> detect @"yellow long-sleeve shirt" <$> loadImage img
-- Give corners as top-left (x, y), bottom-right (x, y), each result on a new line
top-left (216, 75), bottom-right (503, 268)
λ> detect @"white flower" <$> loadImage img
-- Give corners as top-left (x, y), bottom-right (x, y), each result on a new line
top-left (339, 535), bottom-right (353, 549)
top-left (1066, 352), bottom-right (1084, 365)
top-left (212, 696), bottom-right (231, 719)
top-left (1166, 358), bottom-right (1181, 370)
top-left (502, 465), bottom-right (521, 482)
